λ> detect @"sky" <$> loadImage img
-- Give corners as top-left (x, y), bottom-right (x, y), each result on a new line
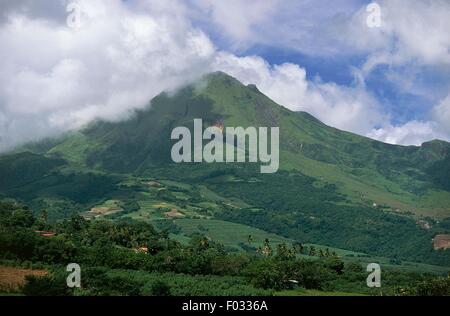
top-left (0, 0), bottom-right (450, 151)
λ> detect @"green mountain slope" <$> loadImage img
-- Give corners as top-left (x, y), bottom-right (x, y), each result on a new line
top-left (1, 71), bottom-right (450, 266)
top-left (44, 72), bottom-right (450, 217)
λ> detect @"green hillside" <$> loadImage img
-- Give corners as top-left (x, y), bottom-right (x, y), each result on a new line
top-left (39, 72), bottom-right (450, 217)
top-left (1, 72), bottom-right (450, 267)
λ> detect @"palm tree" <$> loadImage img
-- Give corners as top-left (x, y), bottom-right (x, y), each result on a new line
top-left (293, 242), bottom-right (304, 254)
top-left (262, 238), bottom-right (273, 257)
top-left (39, 210), bottom-right (48, 223)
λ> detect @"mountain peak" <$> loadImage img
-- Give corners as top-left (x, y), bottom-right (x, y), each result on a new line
top-left (202, 71), bottom-right (243, 88)
top-left (205, 71), bottom-right (236, 80)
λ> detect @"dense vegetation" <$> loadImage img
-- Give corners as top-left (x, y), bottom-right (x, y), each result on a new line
top-left (1, 202), bottom-right (449, 296)
top-left (210, 170), bottom-right (450, 265)
top-left (0, 152), bottom-right (65, 191)
top-left (1, 152), bottom-right (450, 266)
top-left (141, 164), bottom-right (450, 266)
top-left (1, 72), bottom-right (450, 296)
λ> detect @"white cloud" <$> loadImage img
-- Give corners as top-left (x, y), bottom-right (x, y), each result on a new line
top-left (189, 0), bottom-right (367, 55)
top-left (367, 121), bottom-right (448, 146)
top-left (0, 0), bottom-right (68, 24)
top-left (0, 0), bottom-right (216, 151)
top-left (352, 0), bottom-right (450, 77)
top-left (433, 95), bottom-right (450, 134)
top-left (212, 53), bottom-right (450, 146)
top-left (0, 0), bottom-right (449, 151)
top-left (190, 0), bottom-right (450, 98)
top-left (213, 53), bottom-right (385, 135)
top-left (367, 94), bottom-right (450, 145)
top-left (190, 0), bottom-right (278, 49)
top-left (194, 0), bottom-right (450, 68)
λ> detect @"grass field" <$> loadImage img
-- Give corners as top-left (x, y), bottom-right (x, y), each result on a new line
top-left (169, 218), bottom-right (450, 275)
top-left (173, 218), bottom-right (365, 256)
top-left (282, 151), bottom-right (450, 219)
top-left (174, 218), bottom-right (294, 250)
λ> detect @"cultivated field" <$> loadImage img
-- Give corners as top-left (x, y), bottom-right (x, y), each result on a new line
top-left (0, 266), bottom-right (47, 293)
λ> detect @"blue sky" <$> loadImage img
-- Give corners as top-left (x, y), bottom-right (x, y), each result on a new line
top-left (0, 0), bottom-right (450, 149)
top-left (188, 0), bottom-right (450, 145)
top-left (196, 0), bottom-right (450, 132)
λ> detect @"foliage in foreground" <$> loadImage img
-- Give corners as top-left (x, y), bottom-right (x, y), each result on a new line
top-left (1, 202), bottom-right (449, 296)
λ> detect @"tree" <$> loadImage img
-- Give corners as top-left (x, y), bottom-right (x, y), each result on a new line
top-left (309, 246), bottom-right (316, 257)
top-left (276, 243), bottom-right (296, 260)
top-left (261, 239), bottom-right (272, 257)
top-left (149, 280), bottom-right (171, 296)
top-left (22, 274), bottom-right (71, 296)
top-left (189, 234), bottom-right (210, 251)
top-left (10, 209), bottom-right (35, 228)
top-left (293, 242), bottom-right (304, 254)
top-left (303, 246), bottom-right (309, 255)
top-left (35, 210), bottom-right (48, 230)
top-left (415, 277), bottom-right (450, 296)
top-left (323, 257), bottom-right (345, 275)
top-left (244, 259), bottom-right (285, 290)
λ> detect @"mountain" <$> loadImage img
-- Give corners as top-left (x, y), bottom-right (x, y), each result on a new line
top-left (36, 71), bottom-right (450, 216)
top-left (1, 71), bottom-right (450, 266)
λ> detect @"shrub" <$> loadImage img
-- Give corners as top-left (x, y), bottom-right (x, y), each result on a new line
top-left (147, 280), bottom-right (171, 296)
top-left (22, 274), bottom-right (70, 296)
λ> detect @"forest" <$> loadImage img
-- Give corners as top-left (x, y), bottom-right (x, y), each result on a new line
top-left (1, 201), bottom-right (449, 296)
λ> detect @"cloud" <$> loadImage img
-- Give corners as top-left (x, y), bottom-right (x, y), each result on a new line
top-left (433, 95), bottom-right (450, 134)
top-left (0, 0), bottom-right (68, 24)
top-left (0, 0), bottom-right (215, 151)
top-left (189, 0), bottom-right (278, 50)
top-left (192, 0), bottom-right (450, 97)
top-left (213, 53), bottom-right (385, 135)
top-left (367, 121), bottom-right (447, 146)
top-left (366, 0), bottom-right (450, 68)
top-left (195, 0), bottom-right (450, 68)
top-left (212, 52), bottom-right (450, 146)
top-left (367, 94), bottom-right (450, 146)
top-left (189, 0), bottom-right (367, 54)
top-left (1, 0), bottom-right (387, 151)
top-left (0, 0), bottom-right (449, 151)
